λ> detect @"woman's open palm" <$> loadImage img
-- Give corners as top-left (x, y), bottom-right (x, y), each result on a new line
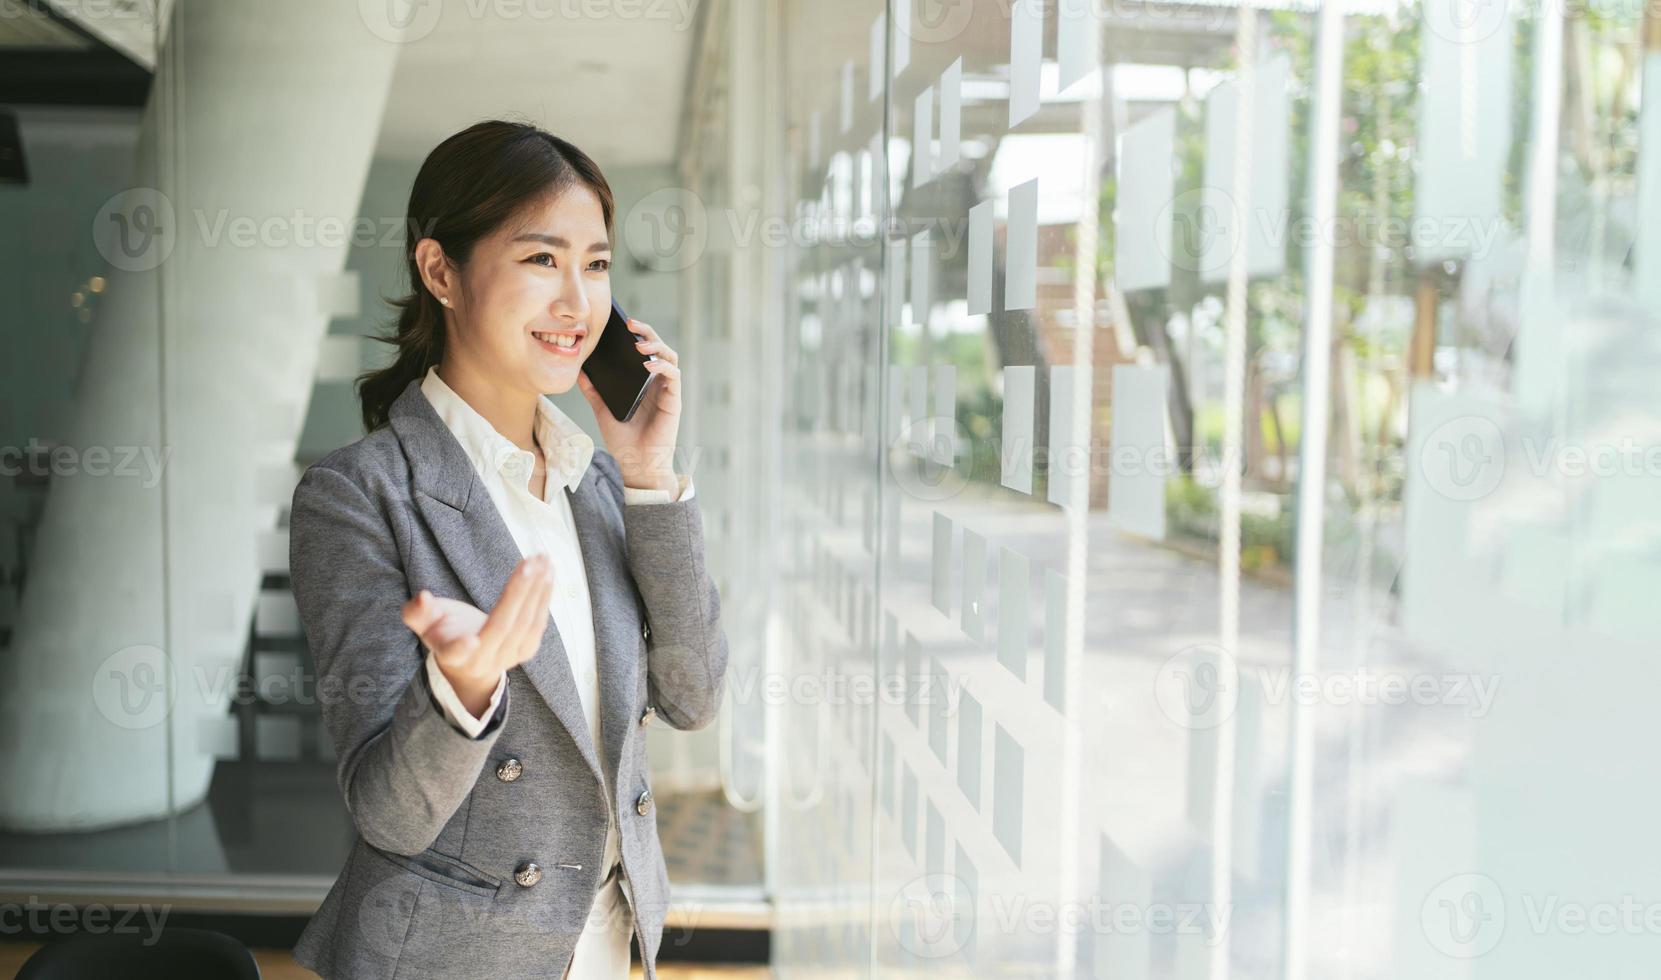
top-left (400, 554), bottom-right (554, 690)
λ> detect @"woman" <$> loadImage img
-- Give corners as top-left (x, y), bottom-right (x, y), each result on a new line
top-left (287, 119), bottom-right (728, 980)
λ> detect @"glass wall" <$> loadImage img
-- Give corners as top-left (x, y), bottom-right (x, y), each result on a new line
top-left (0, 0), bottom-right (748, 916)
top-left (741, 0), bottom-right (1661, 976)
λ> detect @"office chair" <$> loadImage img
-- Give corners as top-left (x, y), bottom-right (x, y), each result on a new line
top-left (16, 927), bottom-right (261, 979)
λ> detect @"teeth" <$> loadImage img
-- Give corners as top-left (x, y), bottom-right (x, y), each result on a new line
top-left (534, 332), bottom-right (579, 349)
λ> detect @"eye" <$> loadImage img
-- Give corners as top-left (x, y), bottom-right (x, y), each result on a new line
top-left (589, 258), bottom-right (611, 272)
top-left (527, 252), bottom-right (555, 267)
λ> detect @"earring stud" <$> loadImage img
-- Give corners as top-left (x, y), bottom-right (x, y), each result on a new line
top-left (440, 297), bottom-right (450, 306)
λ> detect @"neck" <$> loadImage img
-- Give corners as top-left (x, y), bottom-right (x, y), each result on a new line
top-left (435, 357), bottom-right (539, 452)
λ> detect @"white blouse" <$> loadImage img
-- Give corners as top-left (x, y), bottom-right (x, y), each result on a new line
top-left (415, 366), bottom-right (692, 878)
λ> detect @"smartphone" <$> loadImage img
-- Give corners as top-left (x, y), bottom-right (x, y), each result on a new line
top-left (581, 298), bottom-right (656, 422)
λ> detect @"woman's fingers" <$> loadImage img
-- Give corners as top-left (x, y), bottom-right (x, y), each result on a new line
top-left (479, 555), bottom-right (544, 648)
top-left (401, 589), bottom-right (439, 634)
top-left (629, 319), bottom-right (678, 366)
top-left (644, 358), bottom-right (681, 397)
top-left (503, 563), bottom-right (553, 666)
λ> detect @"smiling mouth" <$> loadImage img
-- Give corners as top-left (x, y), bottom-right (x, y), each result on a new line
top-left (531, 329), bottom-right (584, 355)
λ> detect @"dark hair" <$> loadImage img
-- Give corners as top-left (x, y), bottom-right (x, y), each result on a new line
top-left (356, 119), bottom-right (616, 432)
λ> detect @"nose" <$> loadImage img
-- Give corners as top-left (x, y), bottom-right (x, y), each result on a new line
top-left (548, 264), bottom-right (589, 324)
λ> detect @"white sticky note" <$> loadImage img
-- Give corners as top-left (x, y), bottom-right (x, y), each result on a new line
top-left (1047, 365), bottom-right (1082, 509)
top-left (932, 513), bottom-right (953, 618)
top-left (1001, 365), bottom-right (1035, 493)
top-left (1005, 177), bottom-right (1038, 311)
top-left (887, 363), bottom-right (907, 448)
top-left (809, 109), bottom-right (822, 169)
top-left (938, 57), bottom-right (962, 174)
top-left (1199, 54), bottom-right (1291, 282)
top-left (1115, 107), bottom-right (1175, 291)
top-left (929, 658), bottom-right (949, 763)
top-left (913, 85), bottom-right (934, 188)
top-left (968, 198), bottom-right (994, 315)
top-left (888, 236), bottom-right (908, 329)
top-left (841, 59), bottom-right (854, 133)
top-left (1413, 6), bottom-right (1512, 265)
top-left (962, 526), bottom-right (987, 643)
top-left (869, 129), bottom-right (886, 217)
top-left (870, 12), bottom-right (885, 100)
top-left (1106, 363), bottom-right (1169, 540)
top-left (1009, 0), bottom-right (1043, 128)
top-left (1057, 0), bottom-right (1096, 91)
top-left (997, 547), bottom-right (1029, 680)
top-left (932, 363), bottom-right (956, 466)
top-left (911, 364), bottom-right (931, 456)
top-left (957, 690), bottom-right (982, 810)
top-left (1043, 569), bottom-right (1066, 711)
top-left (993, 724), bottom-right (1024, 866)
top-left (893, 0), bottom-right (911, 77)
top-left (910, 228), bottom-right (933, 330)
top-left (1096, 834), bottom-right (1152, 977)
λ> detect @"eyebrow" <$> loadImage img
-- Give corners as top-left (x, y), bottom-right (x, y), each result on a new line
top-left (511, 233), bottom-right (611, 253)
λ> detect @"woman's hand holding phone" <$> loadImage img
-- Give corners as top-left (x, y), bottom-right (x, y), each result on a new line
top-left (575, 317), bottom-right (682, 493)
top-left (401, 554), bottom-right (554, 717)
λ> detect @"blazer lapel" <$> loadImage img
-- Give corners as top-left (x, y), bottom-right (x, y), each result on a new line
top-left (565, 465), bottom-right (640, 802)
top-left (387, 379), bottom-right (607, 792)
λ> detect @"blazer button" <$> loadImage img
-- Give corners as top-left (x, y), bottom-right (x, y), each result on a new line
top-left (496, 757), bottom-right (523, 782)
top-left (635, 789), bottom-right (653, 816)
top-left (639, 705), bottom-right (656, 727)
top-left (641, 622), bottom-right (651, 641)
top-left (514, 861), bottom-right (542, 887)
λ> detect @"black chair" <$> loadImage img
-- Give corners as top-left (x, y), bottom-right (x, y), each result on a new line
top-left (16, 927), bottom-right (261, 979)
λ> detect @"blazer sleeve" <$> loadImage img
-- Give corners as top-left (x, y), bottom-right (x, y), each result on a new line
top-left (612, 464), bottom-right (729, 732)
top-left (288, 462), bottom-right (509, 855)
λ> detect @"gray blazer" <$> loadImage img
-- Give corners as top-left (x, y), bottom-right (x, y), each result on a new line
top-left (287, 377), bottom-right (728, 979)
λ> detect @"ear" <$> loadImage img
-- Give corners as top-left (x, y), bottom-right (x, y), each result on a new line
top-left (413, 238), bottom-right (456, 301)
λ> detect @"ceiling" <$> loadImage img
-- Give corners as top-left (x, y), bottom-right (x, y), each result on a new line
top-left (372, 0), bottom-right (704, 167)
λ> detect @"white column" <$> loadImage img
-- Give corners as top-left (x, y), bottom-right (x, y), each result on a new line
top-left (0, 0), bottom-right (402, 830)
